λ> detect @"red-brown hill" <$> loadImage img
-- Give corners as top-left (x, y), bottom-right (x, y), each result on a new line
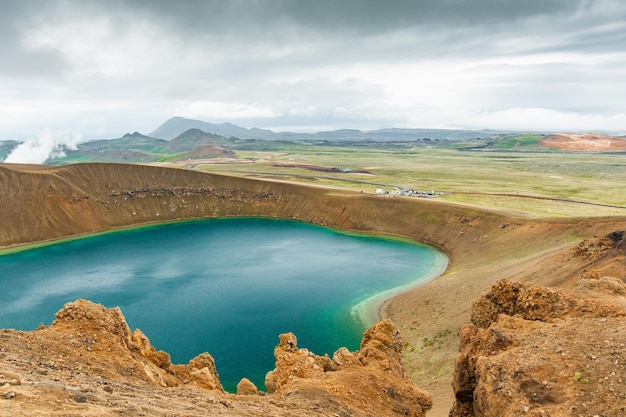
top-left (541, 133), bottom-right (626, 151)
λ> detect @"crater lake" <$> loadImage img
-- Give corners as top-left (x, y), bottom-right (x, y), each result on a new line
top-left (0, 217), bottom-right (447, 391)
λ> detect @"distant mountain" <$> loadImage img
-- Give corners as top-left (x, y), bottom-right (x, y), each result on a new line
top-left (0, 140), bottom-right (19, 161)
top-left (167, 128), bottom-right (304, 151)
top-left (307, 128), bottom-right (505, 141)
top-left (150, 116), bottom-right (516, 142)
top-left (352, 128), bottom-right (507, 141)
top-left (47, 132), bottom-right (168, 164)
top-left (47, 130), bottom-right (243, 164)
top-left (161, 129), bottom-right (232, 153)
top-left (150, 117), bottom-right (274, 140)
top-left (81, 132), bottom-right (167, 152)
top-left (175, 145), bottom-right (237, 161)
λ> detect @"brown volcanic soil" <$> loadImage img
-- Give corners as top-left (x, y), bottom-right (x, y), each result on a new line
top-left (1, 162), bottom-right (626, 416)
top-left (541, 133), bottom-right (626, 151)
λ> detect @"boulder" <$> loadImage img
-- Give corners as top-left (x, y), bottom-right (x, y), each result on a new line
top-left (236, 377), bottom-right (260, 395)
top-left (451, 279), bottom-right (626, 416)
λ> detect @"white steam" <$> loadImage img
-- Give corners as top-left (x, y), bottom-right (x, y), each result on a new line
top-left (4, 130), bottom-right (81, 164)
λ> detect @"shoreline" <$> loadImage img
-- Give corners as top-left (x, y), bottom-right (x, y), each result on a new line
top-left (351, 250), bottom-right (449, 327)
top-left (1, 213), bottom-right (448, 334)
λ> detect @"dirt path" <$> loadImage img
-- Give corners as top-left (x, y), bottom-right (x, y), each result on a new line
top-left (454, 191), bottom-right (626, 210)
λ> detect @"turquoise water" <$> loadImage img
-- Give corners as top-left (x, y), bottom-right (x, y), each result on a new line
top-left (0, 218), bottom-right (445, 392)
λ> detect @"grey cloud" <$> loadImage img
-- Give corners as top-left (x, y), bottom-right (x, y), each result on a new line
top-left (7, 1), bottom-right (625, 70)
top-left (8, 1), bottom-right (626, 46)
top-left (120, 0), bottom-right (588, 33)
top-left (94, 0), bottom-right (626, 65)
top-left (0, 44), bottom-right (70, 78)
top-left (0, 1), bottom-right (70, 78)
top-left (1, 0), bottom-right (626, 139)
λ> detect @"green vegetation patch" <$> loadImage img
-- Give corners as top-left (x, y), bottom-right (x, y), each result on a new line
top-left (495, 135), bottom-right (543, 149)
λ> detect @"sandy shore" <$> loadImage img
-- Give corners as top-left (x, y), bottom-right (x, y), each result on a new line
top-left (352, 249), bottom-right (449, 327)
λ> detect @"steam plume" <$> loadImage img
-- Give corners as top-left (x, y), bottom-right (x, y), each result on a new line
top-left (4, 130), bottom-right (81, 164)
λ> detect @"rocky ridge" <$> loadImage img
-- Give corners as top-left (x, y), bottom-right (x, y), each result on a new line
top-left (0, 301), bottom-right (430, 417)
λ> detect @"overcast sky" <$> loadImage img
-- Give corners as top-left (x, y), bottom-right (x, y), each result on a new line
top-left (2, 0), bottom-right (626, 141)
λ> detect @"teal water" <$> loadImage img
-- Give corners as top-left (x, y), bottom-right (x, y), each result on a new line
top-left (0, 218), bottom-right (445, 392)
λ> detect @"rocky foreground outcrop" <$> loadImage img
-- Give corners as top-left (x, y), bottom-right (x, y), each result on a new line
top-left (451, 278), bottom-right (626, 417)
top-left (265, 320), bottom-right (432, 415)
top-left (3, 282), bottom-right (626, 416)
top-left (0, 300), bottom-right (430, 417)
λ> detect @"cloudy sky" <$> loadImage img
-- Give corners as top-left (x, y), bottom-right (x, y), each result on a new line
top-left (2, 0), bottom-right (626, 141)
